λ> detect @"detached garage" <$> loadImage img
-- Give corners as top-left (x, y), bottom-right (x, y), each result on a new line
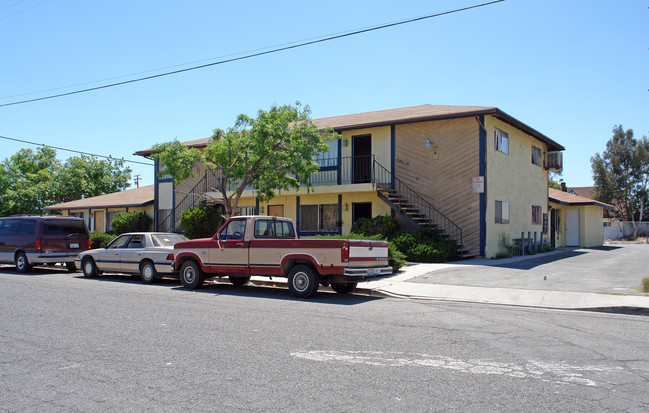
top-left (548, 188), bottom-right (613, 248)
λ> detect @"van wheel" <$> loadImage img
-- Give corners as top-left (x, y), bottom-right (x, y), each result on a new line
top-left (66, 262), bottom-right (77, 273)
top-left (140, 261), bottom-right (157, 284)
top-left (288, 265), bottom-right (319, 298)
top-left (331, 282), bottom-right (357, 294)
top-left (229, 275), bottom-right (250, 287)
top-left (15, 252), bottom-right (31, 273)
top-left (82, 257), bottom-right (98, 278)
top-left (180, 261), bottom-right (204, 289)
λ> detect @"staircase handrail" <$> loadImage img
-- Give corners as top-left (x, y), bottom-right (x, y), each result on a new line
top-left (372, 159), bottom-right (462, 248)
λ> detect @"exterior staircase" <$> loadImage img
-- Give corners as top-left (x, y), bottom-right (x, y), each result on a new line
top-left (372, 160), bottom-right (473, 259)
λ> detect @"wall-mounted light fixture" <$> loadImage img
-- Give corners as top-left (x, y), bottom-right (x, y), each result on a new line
top-left (343, 203), bottom-right (348, 211)
top-left (342, 139), bottom-right (349, 147)
top-left (426, 138), bottom-right (438, 157)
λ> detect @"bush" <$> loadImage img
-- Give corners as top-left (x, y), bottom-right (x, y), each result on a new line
top-left (180, 206), bottom-right (223, 239)
top-left (110, 211), bottom-right (152, 234)
top-left (350, 215), bottom-right (400, 239)
top-left (643, 278), bottom-right (649, 294)
top-left (90, 231), bottom-right (116, 249)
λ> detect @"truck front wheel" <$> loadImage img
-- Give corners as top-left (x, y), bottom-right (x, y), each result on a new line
top-left (180, 261), bottom-right (204, 289)
top-left (288, 265), bottom-right (319, 298)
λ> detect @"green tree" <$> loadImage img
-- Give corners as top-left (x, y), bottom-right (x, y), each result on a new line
top-left (0, 147), bottom-right (60, 216)
top-left (153, 102), bottom-right (339, 217)
top-left (55, 155), bottom-right (132, 203)
top-left (0, 148), bottom-right (132, 217)
top-left (591, 125), bottom-right (649, 234)
top-left (180, 206), bottom-right (223, 239)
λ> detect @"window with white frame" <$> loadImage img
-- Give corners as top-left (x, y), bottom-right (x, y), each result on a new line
top-left (531, 145), bottom-right (542, 166)
top-left (495, 200), bottom-right (510, 224)
top-left (300, 204), bottom-right (338, 232)
top-left (532, 205), bottom-right (542, 225)
top-left (495, 128), bottom-right (509, 154)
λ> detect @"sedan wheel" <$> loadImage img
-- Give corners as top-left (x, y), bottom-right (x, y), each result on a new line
top-left (82, 257), bottom-right (98, 278)
top-left (140, 261), bottom-right (157, 284)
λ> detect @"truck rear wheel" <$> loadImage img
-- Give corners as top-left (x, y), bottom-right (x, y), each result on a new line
top-left (288, 265), bottom-right (319, 298)
top-left (180, 261), bottom-right (204, 289)
top-left (331, 282), bottom-right (357, 294)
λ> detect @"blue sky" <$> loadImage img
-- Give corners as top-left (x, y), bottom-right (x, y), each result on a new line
top-left (1, 0), bottom-right (647, 189)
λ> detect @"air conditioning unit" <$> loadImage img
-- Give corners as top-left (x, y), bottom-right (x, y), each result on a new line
top-left (545, 151), bottom-right (563, 171)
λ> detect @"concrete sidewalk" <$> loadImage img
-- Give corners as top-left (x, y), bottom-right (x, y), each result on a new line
top-left (250, 247), bottom-right (649, 310)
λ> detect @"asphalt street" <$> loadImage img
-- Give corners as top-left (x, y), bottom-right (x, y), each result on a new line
top-left (1, 267), bottom-right (648, 412)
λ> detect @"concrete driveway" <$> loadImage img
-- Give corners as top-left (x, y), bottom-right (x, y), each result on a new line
top-left (408, 244), bottom-right (648, 295)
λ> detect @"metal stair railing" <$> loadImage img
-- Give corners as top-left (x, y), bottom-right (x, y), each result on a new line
top-left (372, 159), bottom-right (463, 249)
top-left (158, 170), bottom-right (220, 232)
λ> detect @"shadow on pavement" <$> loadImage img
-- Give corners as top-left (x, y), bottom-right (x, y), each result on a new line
top-left (74, 271), bottom-right (381, 305)
top-left (170, 281), bottom-right (382, 306)
top-left (577, 306), bottom-right (649, 317)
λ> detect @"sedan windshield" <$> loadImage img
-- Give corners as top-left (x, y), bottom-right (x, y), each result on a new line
top-left (151, 234), bottom-right (189, 247)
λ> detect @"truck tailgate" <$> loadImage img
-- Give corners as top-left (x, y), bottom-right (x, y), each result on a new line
top-left (348, 240), bottom-right (389, 267)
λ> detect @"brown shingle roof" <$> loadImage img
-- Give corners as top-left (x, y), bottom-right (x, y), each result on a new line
top-left (549, 188), bottom-right (613, 210)
top-left (44, 185), bottom-right (154, 211)
top-left (134, 104), bottom-right (565, 156)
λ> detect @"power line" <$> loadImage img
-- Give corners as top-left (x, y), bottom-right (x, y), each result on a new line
top-left (0, 134), bottom-right (154, 166)
top-left (0, 0), bottom-right (505, 108)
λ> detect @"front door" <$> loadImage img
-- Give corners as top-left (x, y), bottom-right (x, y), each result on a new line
top-left (352, 202), bottom-right (373, 225)
top-left (566, 209), bottom-right (580, 247)
top-left (208, 218), bottom-right (249, 275)
top-left (352, 135), bottom-right (372, 184)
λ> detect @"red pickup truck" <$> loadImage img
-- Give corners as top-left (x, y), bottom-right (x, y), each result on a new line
top-left (173, 216), bottom-right (393, 298)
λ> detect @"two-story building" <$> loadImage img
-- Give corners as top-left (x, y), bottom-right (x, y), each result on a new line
top-left (135, 105), bottom-right (565, 258)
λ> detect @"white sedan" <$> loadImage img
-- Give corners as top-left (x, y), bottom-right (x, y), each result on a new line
top-left (77, 232), bottom-right (188, 283)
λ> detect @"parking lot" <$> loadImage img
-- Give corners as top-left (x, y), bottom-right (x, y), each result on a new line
top-left (409, 244), bottom-right (649, 295)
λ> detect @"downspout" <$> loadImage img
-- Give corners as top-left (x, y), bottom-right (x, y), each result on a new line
top-left (476, 116), bottom-right (487, 257)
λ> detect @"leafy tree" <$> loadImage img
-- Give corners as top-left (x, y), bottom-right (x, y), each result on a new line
top-left (591, 125), bottom-right (649, 234)
top-left (55, 155), bottom-right (132, 203)
top-left (0, 147), bottom-right (60, 216)
top-left (0, 147), bottom-right (132, 217)
top-left (153, 102), bottom-right (339, 217)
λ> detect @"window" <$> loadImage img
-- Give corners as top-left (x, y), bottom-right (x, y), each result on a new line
top-left (315, 140), bottom-right (339, 168)
top-left (495, 200), bottom-right (510, 224)
top-left (127, 235), bottom-right (145, 248)
top-left (43, 220), bottom-right (86, 236)
top-left (108, 235), bottom-right (130, 249)
top-left (495, 128), bottom-right (509, 154)
top-left (236, 206), bottom-right (256, 216)
top-left (532, 205), bottom-right (542, 225)
top-left (531, 146), bottom-right (542, 166)
top-left (219, 219), bottom-right (246, 240)
top-left (300, 204), bottom-right (338, 232)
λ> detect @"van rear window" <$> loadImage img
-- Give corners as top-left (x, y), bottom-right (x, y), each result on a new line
top-left (43, 220), bottom-right (86, 236)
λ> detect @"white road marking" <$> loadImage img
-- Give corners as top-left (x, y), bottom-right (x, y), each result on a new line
top-left (290, 350), bottom-right (624, 387)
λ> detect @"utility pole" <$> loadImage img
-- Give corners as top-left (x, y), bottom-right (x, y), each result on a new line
top-left (134, 174), bottom-right (141, 188)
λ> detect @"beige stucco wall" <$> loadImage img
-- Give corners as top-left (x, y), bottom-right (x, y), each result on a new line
top-left (339, 126), bottom-right (392, 171)
top-left (485, 116), bottom-right (549, 258)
